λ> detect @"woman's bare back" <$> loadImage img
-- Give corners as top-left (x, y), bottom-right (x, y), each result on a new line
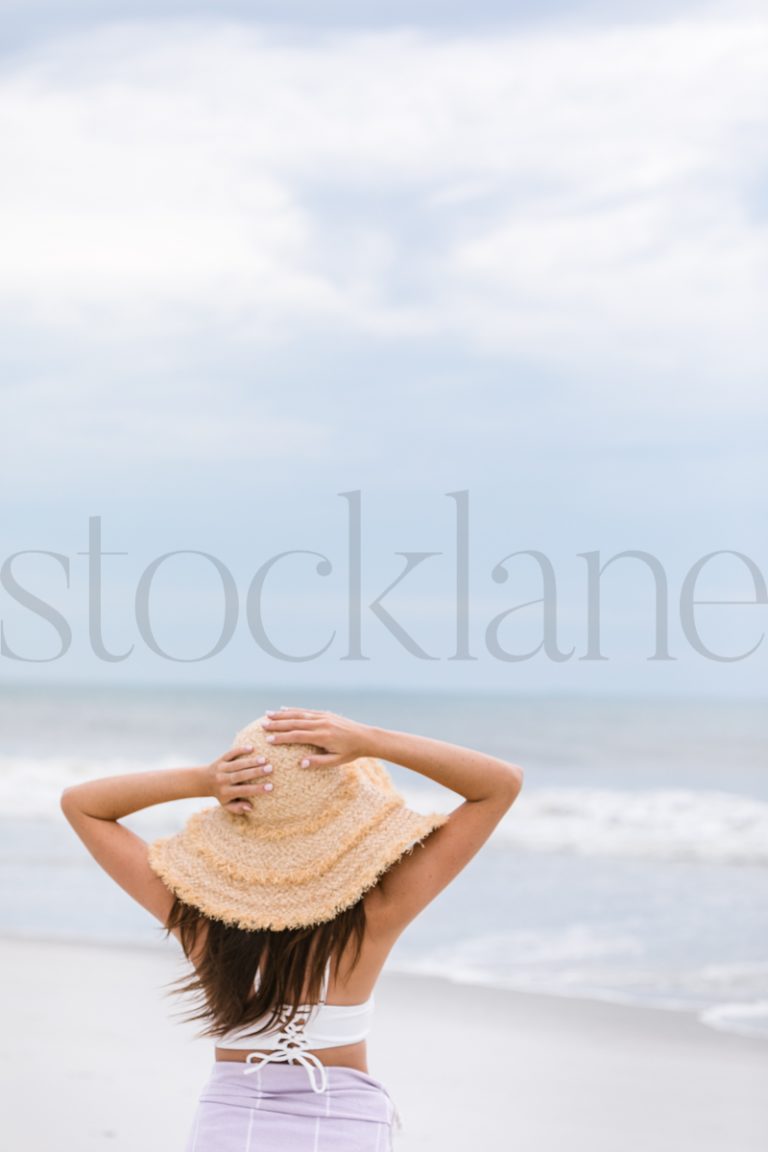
top-left (210, 886), bottom-right (398, 1073)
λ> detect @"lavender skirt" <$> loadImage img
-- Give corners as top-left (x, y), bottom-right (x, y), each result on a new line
top-left (183, 1061), bottom-right (401, 1151)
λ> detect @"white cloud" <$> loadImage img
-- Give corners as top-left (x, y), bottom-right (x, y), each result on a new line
top-left (0, 16), bottom-right (765, 400)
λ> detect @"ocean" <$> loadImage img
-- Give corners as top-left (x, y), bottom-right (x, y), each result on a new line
top-left (1, 681), bottom-right (766, 1040)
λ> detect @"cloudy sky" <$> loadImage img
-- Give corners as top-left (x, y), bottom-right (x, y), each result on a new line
top-left (0, 1), bottom-right (765, 695)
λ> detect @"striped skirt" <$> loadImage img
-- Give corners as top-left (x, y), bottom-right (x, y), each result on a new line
top-left (183, 1060), bottom-right (402, 1151)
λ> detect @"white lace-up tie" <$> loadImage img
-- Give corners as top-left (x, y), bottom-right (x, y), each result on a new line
top-left (242, 1011), bottom-right (329, 1094)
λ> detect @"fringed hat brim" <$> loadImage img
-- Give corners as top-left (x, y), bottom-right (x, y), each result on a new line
top-left (149, 801), bottom-right (448, 930)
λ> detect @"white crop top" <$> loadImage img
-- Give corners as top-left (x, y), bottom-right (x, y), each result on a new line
top-left (215, 958), bottom-right (375, 1094)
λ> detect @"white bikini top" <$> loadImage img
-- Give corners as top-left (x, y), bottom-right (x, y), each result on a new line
top-left (215, 957), bottom-right (375, 1094)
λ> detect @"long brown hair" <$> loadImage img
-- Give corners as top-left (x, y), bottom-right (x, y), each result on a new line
top-left (159, 893), bottom-right (368, 1040)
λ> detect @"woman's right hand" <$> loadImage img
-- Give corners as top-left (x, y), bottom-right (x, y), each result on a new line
top-left (205, 746), bottom-right (276, 815)
top-left (259, 707), bottom-right (372, 769)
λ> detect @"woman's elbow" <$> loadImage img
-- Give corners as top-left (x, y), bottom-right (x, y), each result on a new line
top-left (472, 761), bottom-right (524, 805)
top-left (60, 786), bottom-right (81, 816)
top-left (504, 763), bottom-right (524, 802)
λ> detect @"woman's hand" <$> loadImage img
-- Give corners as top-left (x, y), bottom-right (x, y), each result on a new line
top-left (260, 708), bottom-right (371, 768)
top-left (205, 745), bottom-right (276, 815)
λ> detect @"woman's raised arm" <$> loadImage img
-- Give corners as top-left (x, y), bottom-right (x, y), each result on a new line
top-left (261, 708), bottom-right (524, 936)
top-left (58, 746), bottom-right (275, 932)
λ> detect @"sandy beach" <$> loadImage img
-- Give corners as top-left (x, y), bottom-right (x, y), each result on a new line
top-left (1, 934), bottom-right (765, 1151)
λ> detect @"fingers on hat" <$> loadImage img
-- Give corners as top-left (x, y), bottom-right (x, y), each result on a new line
top-left (262, 716), bottom-right (322, 730)
top-left (230, 782), bottom-right (272, 796)
top-left (273, 707), bottom-right (322, 715)
top-left (223, 746), bottom-right (255, 760)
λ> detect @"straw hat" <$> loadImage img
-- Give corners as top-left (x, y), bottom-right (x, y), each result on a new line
top-left (147, 715), bottom-right (449, 931)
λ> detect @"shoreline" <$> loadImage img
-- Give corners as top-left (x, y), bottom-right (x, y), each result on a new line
top-left (3, 928), bottom-right (766, 1044)
top-left (2, 934), bottom-right (766, 1151)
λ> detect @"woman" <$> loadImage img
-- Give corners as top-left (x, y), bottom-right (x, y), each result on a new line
top-left (60, 705), bottom-right (524, 1150)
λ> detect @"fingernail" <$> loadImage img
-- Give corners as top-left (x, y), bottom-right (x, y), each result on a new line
top-left (266, 734), bottom-right (275, 743)
top-left (264, 781), bottom-right (273, 792)
top-left (300, 759), bottom-right (310, 768)
top-left (243, 743), bottom-right (254, 751)
top-left (262, 764), bottom-right (273, 774)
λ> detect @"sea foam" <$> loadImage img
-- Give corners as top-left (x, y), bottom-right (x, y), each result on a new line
top-left (401, 784), bottom-right (768, 866)
top-left (3, 754), bottom-right (767, 867)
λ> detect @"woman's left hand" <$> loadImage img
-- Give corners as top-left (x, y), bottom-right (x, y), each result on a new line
top-left (204, 745), bottom-right (275, 815)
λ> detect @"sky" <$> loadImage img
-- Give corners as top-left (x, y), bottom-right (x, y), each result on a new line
top-left (0, 1), bottom-right (766, 695)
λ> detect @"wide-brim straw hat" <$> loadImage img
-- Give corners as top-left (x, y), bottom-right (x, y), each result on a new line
top-left (147, 715), bottom-right (449, 931)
